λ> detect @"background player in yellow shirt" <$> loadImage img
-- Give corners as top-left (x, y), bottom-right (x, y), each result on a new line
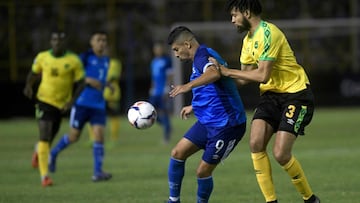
top-left (103, 55), bottom-right (122, 145)
top-left (210, 0), bottom-right (320, 202)
top-left (23, 29), bottom-right (85, 187)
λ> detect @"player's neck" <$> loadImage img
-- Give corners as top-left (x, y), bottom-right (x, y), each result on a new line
top-left (52, 49), bottom-right (66, 57)
top-left (249, 18), bottom-right (262, 36)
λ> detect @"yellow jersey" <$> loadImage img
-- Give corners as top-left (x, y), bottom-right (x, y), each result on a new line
top-left (240, 21), bottom-right (310, 94)
top-left (103, 58), bottom-right (122, 102)
top-left (32, 50), bottom-right (84, 109)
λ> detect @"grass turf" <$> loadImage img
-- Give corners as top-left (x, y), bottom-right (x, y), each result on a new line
top-left (0, 107), bottom-right (359, 203)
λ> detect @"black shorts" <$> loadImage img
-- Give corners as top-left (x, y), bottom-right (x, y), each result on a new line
top-left (35, 101), bottom-right (62, 123)
top-left (252, 87), bottom-right (314, 136)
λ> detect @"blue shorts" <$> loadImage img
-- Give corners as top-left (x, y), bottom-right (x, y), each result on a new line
top-left (69, 105), bottom-right (106, 130)
top-left (184, 121), bottom-right (246, 165)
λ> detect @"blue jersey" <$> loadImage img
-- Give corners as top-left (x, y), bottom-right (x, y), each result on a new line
top-left (150, 55), bottom-right (172, 96)
top-left (191, 45), bottom-right (246, 127)
top-left (76, 49), bottom-right (109, 110)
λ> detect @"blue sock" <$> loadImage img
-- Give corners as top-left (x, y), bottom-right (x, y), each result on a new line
top-left (158, 114), bottom-right (171, 141)
top-left (50, 134), bottom-right (70, 157)
top-left (197, 176), bottom-right (213, 203)
top-left (163, 115), bottom-right (171, 141)
top-left (168, 157), bottom-right (185, 202)
top-left (93, 141), bottom-right (104, 175)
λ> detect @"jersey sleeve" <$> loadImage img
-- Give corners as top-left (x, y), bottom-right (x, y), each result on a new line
top-left (31, 53), bottom-right (43, 74)
top-left (73, 56), bottom-right (85, 81)
top-left (259, 25), bottom-right (282, 61)
top-left (194, 48), bottom-right (213, 73)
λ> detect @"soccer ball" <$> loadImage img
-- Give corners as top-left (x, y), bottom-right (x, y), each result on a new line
top-left (127, 101), bottom-right (157, 129)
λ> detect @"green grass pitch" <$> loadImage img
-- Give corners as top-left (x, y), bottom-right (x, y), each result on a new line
top-left (0, 107), bottom-right (359, 203)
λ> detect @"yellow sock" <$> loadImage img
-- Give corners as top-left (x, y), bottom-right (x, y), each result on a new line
top-left (87, 124), bottom-right (95, 141)
top-left (109, 116), bottom-right (120, 141)
top-left (38, 141), bottom-right (50, 178)
top-left (282, 156), bottom-right (313, 200)
top-left (251, 152), bottom-right (277, 202)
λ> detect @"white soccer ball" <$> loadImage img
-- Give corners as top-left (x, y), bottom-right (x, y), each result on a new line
top-left (127, 101), bottom-right (157, 129)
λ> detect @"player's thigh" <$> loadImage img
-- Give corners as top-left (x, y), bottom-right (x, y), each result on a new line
top-left (36, 102), bottom-right (62, 142)
top-left (171, 138), bottom-right (200, 160)
top-left (172, 121), bottom-right (207, 159)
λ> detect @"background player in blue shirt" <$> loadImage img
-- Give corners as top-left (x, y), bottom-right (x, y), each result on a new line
top-left (149, 41), bottom-right (173, 144)
top-left (49, 31), bottom-right (112, 182)
top-left (166, 26), bottom-right (247, 203)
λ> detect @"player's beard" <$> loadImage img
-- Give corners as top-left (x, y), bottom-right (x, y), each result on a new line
top-left (236, 17), bottom-right (251, 33)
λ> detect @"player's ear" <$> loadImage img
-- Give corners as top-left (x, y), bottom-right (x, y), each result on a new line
top-left (184, 40), bottom-right (191, 49)
top-left (244, 9), bottom-right (251, 18)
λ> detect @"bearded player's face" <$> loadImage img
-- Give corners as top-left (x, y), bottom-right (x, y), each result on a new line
top-left (230, 8), bottom-right (251, 34)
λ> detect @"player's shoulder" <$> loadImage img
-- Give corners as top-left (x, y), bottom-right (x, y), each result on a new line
top-left (35, 49), bottom-right (51, 58)
top-left (261, 21), bottom-right (283, 36)
top-left (64, 50), bottom-right (82, 61)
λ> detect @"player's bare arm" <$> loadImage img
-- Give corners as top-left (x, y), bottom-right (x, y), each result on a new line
top-left (169, 65), bottom-right (220, 97)
top-left (85, 77), bottom-right (102, 90)
top-left (23, 71), bottom-right (41, 99)
top-left (210, 57), bottom-right (273, 84)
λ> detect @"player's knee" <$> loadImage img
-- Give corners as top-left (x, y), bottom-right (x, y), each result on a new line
top-left (272, 149), bottom-right (291, 165)
top-left (170, 148), bottom-right (186, 160)
top-left (196, 168), bottom-right (211, 178)
top-left (39, 134), bottom-right (51, 142)
top-left (196, 163), bottom-right (214, 178)
top-left (249, 139), bottom-right (265, 152)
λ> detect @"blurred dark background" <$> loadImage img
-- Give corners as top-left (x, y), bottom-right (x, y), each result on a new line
top-left (1, 0), bottom-right (360, 119)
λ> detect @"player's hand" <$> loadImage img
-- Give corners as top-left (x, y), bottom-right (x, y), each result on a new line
top-left (23, 85), bottom-right (33, 99)
top-left (180, 105), bottom-right (193, 120)
top-left (169, 84), bottom-right (191, 97)
top-left (208, 57), bottom-right (229, 76)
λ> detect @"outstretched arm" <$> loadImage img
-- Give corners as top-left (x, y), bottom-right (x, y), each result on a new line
top-left (209, 57), bottom-right (272, 84)
top-left (169, 65), bottom-right (220, 97)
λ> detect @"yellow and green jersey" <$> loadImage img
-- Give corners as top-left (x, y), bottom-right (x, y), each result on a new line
top-left (103, 58), bottom-right (122, 102)
top-left (240, 20), bottom-right (310, 94)
top-left (32, 50), bottom-right (84, 109)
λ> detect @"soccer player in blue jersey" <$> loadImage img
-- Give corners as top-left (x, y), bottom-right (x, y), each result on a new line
top-left (149, 41), bottom-right (173, 144)
top-left (165, 26), bottom-right (247, 203)
top-left (49, 31), bottom-right (112, 182)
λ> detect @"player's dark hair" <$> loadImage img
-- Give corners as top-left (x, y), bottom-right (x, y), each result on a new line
top-left (167, 26), bottom-right (195, 45)
top-left (90, 30), bottom-right (108, 38)
top-left (225, 0), bottom-right (262, 15)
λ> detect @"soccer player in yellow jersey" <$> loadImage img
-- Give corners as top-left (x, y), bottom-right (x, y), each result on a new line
top-left (23, 30), bottom-right (85, 187)
top-left (210, 0), bottom-right (320, 203)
